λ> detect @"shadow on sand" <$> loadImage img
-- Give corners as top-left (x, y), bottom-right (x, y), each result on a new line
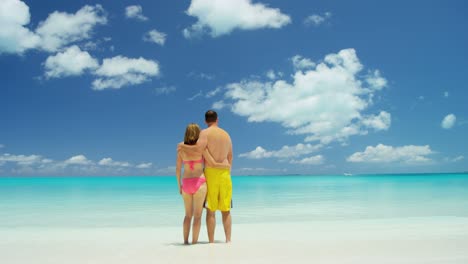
top-left (167, 240), bottom-right (226, 246)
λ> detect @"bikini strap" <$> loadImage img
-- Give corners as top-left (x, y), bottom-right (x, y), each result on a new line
top-left (183, 158), bottom-right (204, 170)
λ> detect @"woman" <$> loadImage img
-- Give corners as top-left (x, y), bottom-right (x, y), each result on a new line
top-left (176, 123), bottom-right (230, 244)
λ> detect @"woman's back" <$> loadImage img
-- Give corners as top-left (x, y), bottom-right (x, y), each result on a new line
top-left (179, 147), bottom-right (204, 178)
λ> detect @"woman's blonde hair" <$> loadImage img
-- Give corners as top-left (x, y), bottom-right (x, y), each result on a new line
top-left (184, 123), bottom-right (201, 145)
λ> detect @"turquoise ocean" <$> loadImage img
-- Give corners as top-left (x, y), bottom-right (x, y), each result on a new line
top-left (1, 173), bottom-right (468, 228)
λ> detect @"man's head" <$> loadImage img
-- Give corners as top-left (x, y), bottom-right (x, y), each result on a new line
top-left (205, 110), bottom-right (218, 126)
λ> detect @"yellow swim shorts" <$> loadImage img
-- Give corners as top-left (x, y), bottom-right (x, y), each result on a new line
top-left (204, 167), bottom-right (232, 212)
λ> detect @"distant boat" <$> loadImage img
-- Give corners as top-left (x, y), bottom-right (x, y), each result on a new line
top-left (344, 173), bottom-right (353, 176)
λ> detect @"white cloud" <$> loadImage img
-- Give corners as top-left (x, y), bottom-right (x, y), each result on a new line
top-left (81, 37), bottom-right (112, 51)
top-left (239, 146), bottom-right (269, 159)
top-left (266, 70), bottom-right (276, 80)
top-left (263, 70), bottom-right (284, 80)
top-left (290, 155), bottom-right (324, 165)
top-left (221, 49), bottom-right (390, 144)
top-left (445, 155), bottom-right (464, 163)
top-left (239, 143), bottom-right (322, 159)
top-left (291, 55), bottom-right (315, 70)
top-left (156, 166), bottom-right (176, 174)
top-left (366, 70), bottom-right (387, 91)
top-left (155, 86), bottom-right (176, 95)
top-left (237, 167), bottom-right (270, 172)
top-left (234, 167), bottom-right (285, 175)
top-left (441, 114), bottom-right (456, 129)
top-left (206, 87), bottom-right (222, 97)
top-left (304, 12), bottom-right (331, 27)
top-left (183, 23), bottom-right (205, 39)
top-left (36, 4), bottom-right (107, 52)
top-left (98, 158), bottom-right (131, 167)
top-left (82, 41), bottom-right (98, 50)
top-left (64, 154), bottom-right (92, 165)
top-left (212, 100), bottom-right (227, 110)
top-left (0, 0), bottom-right (41, 54)
top-left (198, 73), bottom-right (214, 80)
top-left (92, 56), bottom-right (160, 90)
top-left (183, 0), bottom-right (291, 38)
top-left (188, 71), bottom-right (215, 80)
top-left (1, 2), bottom-right (106, 54)
top-left (444, 91), bottom-right (449, 98)
top-left (236, 167), bottom-right (288, 176)
top-left (143, 29), bottom-right (167, 46)
top-left (0, 151), bottom-right (156, 175)
top-left (361, 111), bottom-right (391, 131)
top-left (0, 153), bottom-right (45, 166)
top-left (187, 90), bottom-right (203, 101)
top-left (347, 144), bottom-right (433, 164)
top-left (44, 45), bottom-right (99, 78)
top-left (125, 5), bottom-right (148, 21)
top-left (136, 162), bottom-right (152, 169)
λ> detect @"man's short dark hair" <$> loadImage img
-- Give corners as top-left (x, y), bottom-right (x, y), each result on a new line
top-left (205, 110), bottom-right (218, 123)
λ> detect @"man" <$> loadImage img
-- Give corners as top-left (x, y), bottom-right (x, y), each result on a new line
top-left (179, 110), bottom-right (233, 243)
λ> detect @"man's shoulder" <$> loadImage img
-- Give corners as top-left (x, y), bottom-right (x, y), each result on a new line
top-left (177, 141), bottom-right (184, 151)
top-left (199, 128), bottom-right (209, 139)
top-left (218, 127), bottom-right (231, 137)
top-left (206, 126), bottom-right (230, 137)
top-left (202, 126), bottom-right (215, 136)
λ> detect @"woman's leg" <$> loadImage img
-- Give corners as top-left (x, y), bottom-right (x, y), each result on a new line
top-left (191, 183), bottom-right (207, 244)
top-left (182, 192), bottom-right (193, 244)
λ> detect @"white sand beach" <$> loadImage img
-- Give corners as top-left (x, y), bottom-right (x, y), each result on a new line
top-left (2, 217), bottom-right (468, 264)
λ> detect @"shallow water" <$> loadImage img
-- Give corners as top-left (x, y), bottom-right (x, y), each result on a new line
top-left (1, 174), bottom-right (467, 228)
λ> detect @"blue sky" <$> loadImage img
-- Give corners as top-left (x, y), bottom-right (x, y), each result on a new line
top-left (1, 0), bottom-right (467, 176)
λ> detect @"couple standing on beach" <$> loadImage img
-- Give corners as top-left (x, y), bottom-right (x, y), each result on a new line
top-left (176, 110), bottom-right (233, 244)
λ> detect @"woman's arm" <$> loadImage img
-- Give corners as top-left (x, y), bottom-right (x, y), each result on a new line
top-left (203, 149), bottom-right (231, 169)
top-left (176, 148), bottom-right (183, 194)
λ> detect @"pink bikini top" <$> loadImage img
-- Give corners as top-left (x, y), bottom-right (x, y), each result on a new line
top-left (183, 158), bottom-right (203, 171)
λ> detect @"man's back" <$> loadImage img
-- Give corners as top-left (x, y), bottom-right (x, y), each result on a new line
top-left (203, 126), bottom-right (232, 168)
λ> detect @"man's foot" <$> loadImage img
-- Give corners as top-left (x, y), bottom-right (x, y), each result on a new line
top-left (184, 241), bottom-right (189, 245)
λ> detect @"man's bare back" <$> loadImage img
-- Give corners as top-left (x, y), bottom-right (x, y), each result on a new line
top-left (200, 126), bottom-right (232, 168)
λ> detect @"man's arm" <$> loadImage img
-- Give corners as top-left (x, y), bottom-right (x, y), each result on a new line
top-left (227, 139), bottom-right (233, 166)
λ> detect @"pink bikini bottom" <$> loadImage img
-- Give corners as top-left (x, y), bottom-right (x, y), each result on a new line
top-left (182, 177), bottom-right (206, 194)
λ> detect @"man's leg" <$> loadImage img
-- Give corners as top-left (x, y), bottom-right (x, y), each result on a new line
top-left (206, 209), bottom-right (216, 243)
top-left (221, 211), bottom-right (231, 243)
